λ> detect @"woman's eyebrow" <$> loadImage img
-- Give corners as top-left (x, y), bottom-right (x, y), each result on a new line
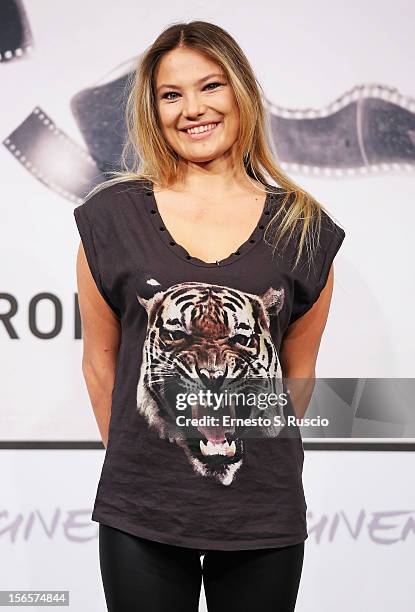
top-left (156, 73), bottom-right (225, 92)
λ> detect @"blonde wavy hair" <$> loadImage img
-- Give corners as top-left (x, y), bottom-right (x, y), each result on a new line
top-left (84, 20), bottom-right (338, 270)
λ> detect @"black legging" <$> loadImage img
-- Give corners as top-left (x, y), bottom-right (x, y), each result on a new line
top-left (99, 523), bottom-right (305, 612)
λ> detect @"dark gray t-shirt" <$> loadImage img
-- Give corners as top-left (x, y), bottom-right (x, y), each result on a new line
top-left (73, 179), bottom-right (345, 551)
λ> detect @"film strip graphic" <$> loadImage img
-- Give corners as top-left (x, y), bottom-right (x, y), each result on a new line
top-left (3, 108), bottom-right (102, 203)
top-left (0, 0), bottom-right (33, 62)
top-left (265, 83), bottom-right (415, 178)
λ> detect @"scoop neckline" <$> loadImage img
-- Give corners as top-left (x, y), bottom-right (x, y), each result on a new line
top-left (142, 180), bottom-right (280, 268)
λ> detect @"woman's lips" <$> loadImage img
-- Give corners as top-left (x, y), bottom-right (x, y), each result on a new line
top-left (180, 122), bottom-right (221, 141)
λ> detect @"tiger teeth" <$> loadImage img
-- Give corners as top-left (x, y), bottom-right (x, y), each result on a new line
top-left (200, 439), bottom-right (236, 457)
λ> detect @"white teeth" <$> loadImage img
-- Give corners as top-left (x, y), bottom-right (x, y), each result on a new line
top-left (186, 123), bottom-right (218, 134)
top-left (200, 439), bottom-right (236, 457)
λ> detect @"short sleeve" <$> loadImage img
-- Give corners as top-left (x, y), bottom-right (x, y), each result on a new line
top-left (73, 196), bottom-right (119, 316)
top-left (289, 212), bottom-right (346, 325)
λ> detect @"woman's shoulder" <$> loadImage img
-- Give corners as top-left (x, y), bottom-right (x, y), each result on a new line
top-left (78, 178), bottom-right (147, 219)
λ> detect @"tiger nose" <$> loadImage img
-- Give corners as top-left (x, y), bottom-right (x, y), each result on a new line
top-left (199, 368), bottom-right (226, 389)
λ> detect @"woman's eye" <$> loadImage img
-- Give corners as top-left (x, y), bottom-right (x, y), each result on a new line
top-left (205, 82), bottom-right (222, 91)
top-left (162, 91), bottom-right (179, 101)
top-left (161, 82), bottom-right (224, 101)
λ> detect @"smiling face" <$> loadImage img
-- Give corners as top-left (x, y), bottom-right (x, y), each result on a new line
top-left (155, 47), bottom-right (240, 166)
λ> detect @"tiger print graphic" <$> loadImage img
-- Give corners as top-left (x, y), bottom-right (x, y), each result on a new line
top-left (136, 280), bottom-right (286, 486)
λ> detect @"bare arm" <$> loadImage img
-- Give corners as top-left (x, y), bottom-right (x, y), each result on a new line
top-left (279, 264), bottom-right (335, 419)
top-left (76, 242), bottom-right (121, 448)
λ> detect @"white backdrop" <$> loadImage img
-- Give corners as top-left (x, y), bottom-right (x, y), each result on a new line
top-left (1, 0), bottom-right (414, 610)
top-left (1, 450), bottom-right (413, 611)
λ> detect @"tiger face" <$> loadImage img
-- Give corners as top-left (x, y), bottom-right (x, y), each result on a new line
top-left (136, 280), bottom-right (286, 486)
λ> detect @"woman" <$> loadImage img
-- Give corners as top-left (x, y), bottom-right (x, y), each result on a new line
top-left (74, 20), bottom-right (345, 612)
